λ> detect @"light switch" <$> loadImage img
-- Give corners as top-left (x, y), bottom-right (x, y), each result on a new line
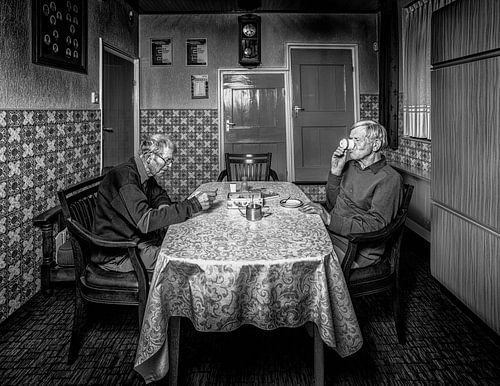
top-left (91, 92), bottom-right (99, 104)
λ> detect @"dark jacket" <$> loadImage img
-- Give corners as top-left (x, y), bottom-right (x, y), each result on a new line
top-left (92, 156), bottom-right (201, 263)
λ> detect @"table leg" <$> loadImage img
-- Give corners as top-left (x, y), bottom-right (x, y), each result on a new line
top-left (313, 324), bottom-right (324, 386)
top-left (168, 317), bottom-right (181, 386)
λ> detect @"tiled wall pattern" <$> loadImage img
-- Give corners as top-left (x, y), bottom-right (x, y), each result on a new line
top-left (359, 93), bottom-right (380, 121)
top-left (0, 110), bottom-right (101, 324)
top-left (139, 109), bottom-right (220, 201)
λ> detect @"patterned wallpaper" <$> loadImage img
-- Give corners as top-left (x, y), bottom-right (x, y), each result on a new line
top-left (0, 109), bottom-right (100, 323)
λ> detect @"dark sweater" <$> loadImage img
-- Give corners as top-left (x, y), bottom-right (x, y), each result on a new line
top-left (92, 157), bottom-right (201, 256)
top-left (325, 156), bottom-right (403, 267)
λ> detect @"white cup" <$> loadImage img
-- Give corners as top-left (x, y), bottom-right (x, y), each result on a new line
top-left (339, 138), bottom-right (355, 151)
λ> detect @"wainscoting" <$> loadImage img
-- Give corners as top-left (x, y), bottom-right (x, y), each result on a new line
top-left (0, 109), bottom-right (101, 323)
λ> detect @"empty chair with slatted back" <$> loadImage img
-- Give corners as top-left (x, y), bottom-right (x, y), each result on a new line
top-left (217, 153), bottom-right (279, 181)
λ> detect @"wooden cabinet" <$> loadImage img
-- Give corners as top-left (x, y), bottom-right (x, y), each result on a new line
top-left (431, 0), bottom-right (500, 334)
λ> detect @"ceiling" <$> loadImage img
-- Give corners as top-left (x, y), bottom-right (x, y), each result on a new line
top-left (126, 0), bottom-right (382, 14)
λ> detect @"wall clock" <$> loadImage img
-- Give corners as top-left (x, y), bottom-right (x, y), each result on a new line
top-left (238, 14), bottom-right (261, 67)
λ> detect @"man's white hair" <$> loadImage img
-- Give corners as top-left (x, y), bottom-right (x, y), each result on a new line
top-left (140, 134), bottom-right (176, 156)
top-left (351, 120), bottom-right (388, 150)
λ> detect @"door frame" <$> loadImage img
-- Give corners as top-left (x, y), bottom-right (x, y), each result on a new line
top-left (217, 68), bottom-right (290, 175)
top-left (99, 38), bottom-right (140, 173)
top-left (285, 43), bottom-right (360, 182)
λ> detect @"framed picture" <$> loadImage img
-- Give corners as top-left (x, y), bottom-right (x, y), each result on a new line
top-left (32, 0), bottom-right (87, 73)
top-left (191, 75), bottom-right (209, 99)
top-left (151, 38), bottom-right (172, 66)
top-left (186, 38), bottom-right (208, 66)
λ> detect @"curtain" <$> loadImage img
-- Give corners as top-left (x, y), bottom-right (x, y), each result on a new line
top-left (379, 0), bottom-right (399, 149)
top-left (402, 0), bottom-right (455, 139)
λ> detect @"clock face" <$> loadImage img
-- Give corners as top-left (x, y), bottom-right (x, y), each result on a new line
top-left (242, 23), bottom-right (256, 37)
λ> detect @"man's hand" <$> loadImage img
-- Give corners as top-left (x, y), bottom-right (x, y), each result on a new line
top-left (197, 192), bottom-right (214, 210)
top-left (331, 146), bottom-right (348, 176)
top-left (189, 191), bottom-right (213, 210)
top-left (299, 202), bottom-right (331, 226)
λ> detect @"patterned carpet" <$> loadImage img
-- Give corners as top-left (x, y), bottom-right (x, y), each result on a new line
top-left (0, 230), bottom-right (499, 385)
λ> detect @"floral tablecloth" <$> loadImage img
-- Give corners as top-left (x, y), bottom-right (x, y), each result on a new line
top-left (134, 182), bottom-right (363, 382)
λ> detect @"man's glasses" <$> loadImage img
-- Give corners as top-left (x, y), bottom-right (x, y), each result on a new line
top-left (155, 153), bottom-right (173, 168)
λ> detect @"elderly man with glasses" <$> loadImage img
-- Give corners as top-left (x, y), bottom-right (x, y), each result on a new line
top-left (92, 134), bottom-right (212, 272)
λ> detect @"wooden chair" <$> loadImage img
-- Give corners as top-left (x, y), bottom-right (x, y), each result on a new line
top-left (57, 176), bottom-right (150, 363)
top-left (33, 169), bottom-right (112, 295)
top-left (217, 152), bottom-right (279, 181)
top-left (336, 184), bottom-right (414, 344)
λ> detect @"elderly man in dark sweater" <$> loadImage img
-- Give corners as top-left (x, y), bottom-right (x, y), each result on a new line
top-left (92, 134), bottom-right (212, 272)
top-left (300, 120), bottom-right (403, 268)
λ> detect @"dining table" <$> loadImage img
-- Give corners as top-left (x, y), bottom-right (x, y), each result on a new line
top-left (134, 181), bottom-right (363, 384)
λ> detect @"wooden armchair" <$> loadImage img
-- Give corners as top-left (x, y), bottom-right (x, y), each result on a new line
top-left (217, 152), bottom-right (279, 181)
top-left (33, 170), bottom-right (110, 295)
top-left (58, 176), bottom-right (150, 363)
top-left (337, 184), bottom-right (414, 343)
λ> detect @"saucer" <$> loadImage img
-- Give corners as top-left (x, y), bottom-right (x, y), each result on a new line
top-left (280, 198), bottom-right (303, 208)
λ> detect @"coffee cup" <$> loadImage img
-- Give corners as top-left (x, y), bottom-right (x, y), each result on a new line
top-left (339, 138), bottom-right (355, 151)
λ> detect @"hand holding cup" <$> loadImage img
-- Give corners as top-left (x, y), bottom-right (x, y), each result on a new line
top-left (331, 138), bottom-right (354, 175)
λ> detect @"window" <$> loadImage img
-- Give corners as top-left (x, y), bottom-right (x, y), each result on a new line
top-left (402, 0), bottom-right (455, 139)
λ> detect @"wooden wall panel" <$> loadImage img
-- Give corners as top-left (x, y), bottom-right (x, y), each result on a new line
top-left (431, 57), bottom-right (500, 232)
top-left (431, 0), bottom-right (500, 64)
top-left (431, 206), bottom-right (500, 334)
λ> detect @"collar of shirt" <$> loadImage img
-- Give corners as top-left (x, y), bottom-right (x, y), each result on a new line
top-left (134, 155), bottom-right (149, 185)
top-left (353, 155), bottom-right (387, 174)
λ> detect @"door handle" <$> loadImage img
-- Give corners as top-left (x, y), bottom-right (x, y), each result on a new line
top-left (225, 120), bottom-right (236, 131)
top-left (103, 127), bottom-right (114, 133)
top-left (293, 106), bottom-right (304, 117)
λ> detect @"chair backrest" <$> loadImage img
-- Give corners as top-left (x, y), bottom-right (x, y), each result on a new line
top-left (382, 183), bottom-right (414, 271)
top-left (57, 176), bottom-right (104, 277)
top-left (224, 153), bottom-right (272, 181)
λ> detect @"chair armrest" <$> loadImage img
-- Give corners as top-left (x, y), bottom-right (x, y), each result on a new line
top-left (217, 170), bottom-right (227, 182)
top-left (345, 227), bottom-right (392, 244)
top-left (270, 168), bottom-right (279, 181)
top-left (66, 219), bottom-right (138, 249)
top-left (344, 210), bottom-right (408, 245)
top-left (33, 205), bottom-right (62, 227)
top-left (335, 210), bottom-right (409, 278)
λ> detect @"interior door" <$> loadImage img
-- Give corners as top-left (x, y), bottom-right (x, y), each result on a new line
top-left (222, 73), bottom-right (286, 181)
top-left (291, 49), bottom-right (354, 181)
top-left (102, 50), bottom-right (134, 170)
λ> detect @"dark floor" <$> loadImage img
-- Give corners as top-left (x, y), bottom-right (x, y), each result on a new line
top-left (0, 230), bottom-right (499, 385)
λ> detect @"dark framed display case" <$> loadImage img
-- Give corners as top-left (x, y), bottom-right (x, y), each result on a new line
top-left (32, 0), bottom-right (87, 73)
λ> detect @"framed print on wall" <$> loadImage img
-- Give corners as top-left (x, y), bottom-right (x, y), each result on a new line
top-left (191, 75), bottom-right (209, 99)
top-left (151, 38), bottom-right (172, 65)
top-left (186, 38), bottom-right (208, 66)
top-left (32, 0), bottom-right (87, 73)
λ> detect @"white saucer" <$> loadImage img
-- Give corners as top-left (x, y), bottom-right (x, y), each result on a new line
top-left (280, 199), bottom-right (303, 208)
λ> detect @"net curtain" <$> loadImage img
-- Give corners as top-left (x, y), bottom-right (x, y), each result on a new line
top-left (402, 0), bottom-right (455, 139)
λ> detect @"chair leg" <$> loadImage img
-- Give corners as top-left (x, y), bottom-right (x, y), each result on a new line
top-left (138, 299), bottom-right (146, 330)
top-left (168, 317), bottom-right (181, 386)
top-left (68, 295), bottom-right (88, 364)
top-left (393, 287), bottom-right (405, 344)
